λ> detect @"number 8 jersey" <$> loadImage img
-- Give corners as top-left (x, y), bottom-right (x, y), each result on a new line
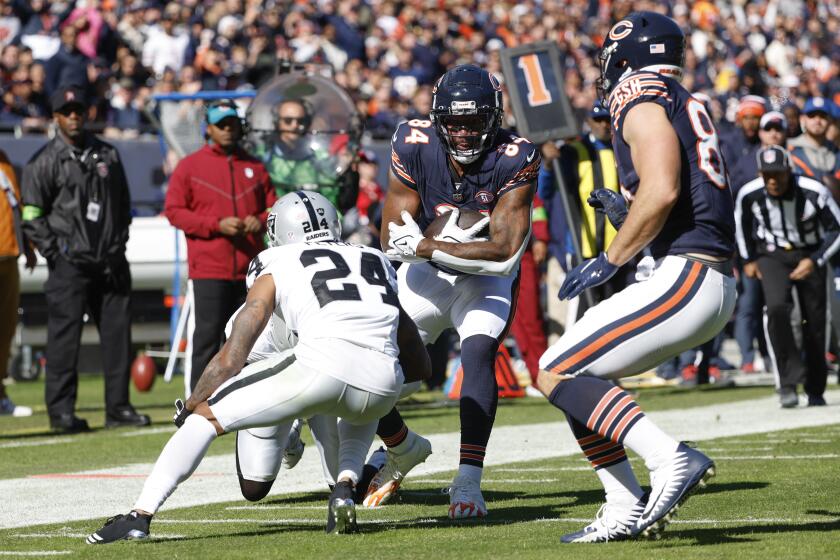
top-left (253, 241), bottom-right (402, 396)
top-left (609, 70), bottom-right (735, 259)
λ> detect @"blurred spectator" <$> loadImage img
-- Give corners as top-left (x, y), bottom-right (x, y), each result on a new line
top-left (21, 86), bottom-right (149, 432)
top-left (509, 194), bottom-right (549, 388)
top-left (721, 95), bottom-right (765, 194)
top-left (44, 24), bottom-right (88, 95)
top-left (164, 99), bottom-right (275, 392)
top-left (0, 1), bottom-right (20, 49)
top-left (788, 97), bottom-right (840, 191)
top-left (142, 7), bottom-right (188, 78)
top-left (0, 147), bottom-right (35, 417)
top-left (356, 149), bottom-right (383, 219)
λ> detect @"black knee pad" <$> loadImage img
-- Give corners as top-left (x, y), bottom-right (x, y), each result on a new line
top-left (238, 476), bottom-right (275, 502)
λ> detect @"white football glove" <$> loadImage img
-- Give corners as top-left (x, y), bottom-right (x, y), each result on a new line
top-left (435, 208), bottom-right (491, 243)
top-left (388, 210), bottom-right (427, 260)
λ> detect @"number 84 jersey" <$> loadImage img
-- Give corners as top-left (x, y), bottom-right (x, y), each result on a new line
top-left (609, 70), bottom-right (735, 259)
top-left (390, 119), bottom-right (540, 229)
top-left (251, 242), bottom-right (402, 394)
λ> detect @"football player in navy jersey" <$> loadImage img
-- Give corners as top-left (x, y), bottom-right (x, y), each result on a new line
top-left (536, 13), bottom-right (738, 542)
top-left (364, 64), bottom-right (539, 519)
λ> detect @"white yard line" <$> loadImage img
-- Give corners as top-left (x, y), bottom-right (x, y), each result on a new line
top-left (1, 390), bottom-right (838, 530)
top-left (0, 553), bottom-right (72, 557)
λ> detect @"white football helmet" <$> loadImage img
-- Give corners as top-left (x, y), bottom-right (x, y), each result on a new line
top-left (266, 191), bottom-right (341, 247)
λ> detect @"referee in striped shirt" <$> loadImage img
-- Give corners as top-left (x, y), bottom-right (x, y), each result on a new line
top-left (735, 146), bottom-right (840, 408)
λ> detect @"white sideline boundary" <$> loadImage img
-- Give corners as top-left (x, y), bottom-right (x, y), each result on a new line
top-left (1, 391), bottom-right (838, 530)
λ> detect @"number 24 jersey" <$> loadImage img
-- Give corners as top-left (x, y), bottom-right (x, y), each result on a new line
top-left (609, 71), bottom-right (736, 259)
top-left (251, 241), bottom-right (402, 394)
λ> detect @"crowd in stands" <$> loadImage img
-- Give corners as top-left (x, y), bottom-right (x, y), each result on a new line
top-left (0, 0), bottom-right (838, 139)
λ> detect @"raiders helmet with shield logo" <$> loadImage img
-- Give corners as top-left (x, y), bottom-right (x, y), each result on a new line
top-left (266, 191), bottom-right (341, 247)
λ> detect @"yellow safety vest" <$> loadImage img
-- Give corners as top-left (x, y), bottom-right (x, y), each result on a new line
top-left (570, 139), bottom-right (620, 258)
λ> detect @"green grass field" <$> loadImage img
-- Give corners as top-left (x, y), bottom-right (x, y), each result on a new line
top-left (1, 375), bottom-right (838, 559)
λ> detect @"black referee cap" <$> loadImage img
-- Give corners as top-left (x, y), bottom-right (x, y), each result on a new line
top-left (756, 146), bottom-right (792, 173)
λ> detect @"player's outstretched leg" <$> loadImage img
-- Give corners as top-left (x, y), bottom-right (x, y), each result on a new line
top-left (449, 334), bottom-right (497, 519)
top-left (543, 375), bottom-right (715, 540)
top-left (281, 418), bottom-right (306, 469)
top-left (87, 413), bottom-right (219, 543)
top-left (363, 406), bottom-right (432, 507)
top-left (560, 415), bottom-right (646, 543)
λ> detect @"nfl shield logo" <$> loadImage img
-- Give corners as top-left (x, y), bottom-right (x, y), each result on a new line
top-left (475, 191), bottom-right (494, 204)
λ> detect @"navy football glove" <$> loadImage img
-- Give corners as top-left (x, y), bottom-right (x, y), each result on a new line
top-left (558, 252), bottom-right (618, 300)
top-left (587, 189), bottom-right (628, 230)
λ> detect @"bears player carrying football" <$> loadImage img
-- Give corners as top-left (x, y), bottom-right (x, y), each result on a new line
top-left (537, 12), bottom-right (737, 542)
top-left (376, 64), bottom-right (540, 518)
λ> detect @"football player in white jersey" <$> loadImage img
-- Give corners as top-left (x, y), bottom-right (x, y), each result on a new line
top-left (86, 192), bottom-right (430, 542)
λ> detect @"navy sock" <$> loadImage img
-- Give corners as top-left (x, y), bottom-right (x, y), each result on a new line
top-left (459, 335), bottom-right (499, 468)
top-left (548, 377), bottom-right (644, 444)
top-left (376, 407), bottom-right (407, 448)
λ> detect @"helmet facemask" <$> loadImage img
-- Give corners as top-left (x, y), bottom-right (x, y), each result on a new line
top-left (432, 106), bottom-right (501, 165)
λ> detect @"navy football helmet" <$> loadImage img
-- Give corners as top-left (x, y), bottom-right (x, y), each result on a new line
top-left (597, 11), bottom-right (685, 103)
top-left (430, 65), bottom-right (503, 164)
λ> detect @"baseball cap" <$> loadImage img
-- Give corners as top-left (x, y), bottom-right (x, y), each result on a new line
top-left (359, 149), bottom-right (378, 164)
top-left (589, 101), bottom-right (609, 119)
top-left (759, 110), bottom-right (787, 130)
top-left (803, 97), bottom-right (833, 116)
top-left (756, 146), bottom-right (792, 173)
top-left (206, 101), bottom-right (239, 125)
top-left (50, 85), bottom-right (88, 113)
top-left (737, 95), bottom-right (766, 118)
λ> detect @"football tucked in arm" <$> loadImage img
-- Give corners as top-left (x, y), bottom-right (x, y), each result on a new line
top-left (423, 208), bottom-right (490, 242)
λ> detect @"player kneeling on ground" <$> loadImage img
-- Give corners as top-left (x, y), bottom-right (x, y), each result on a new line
top-left (537, 12), bottom-right (737, 543)
top-left (86, 192), bottom-right (430, 542)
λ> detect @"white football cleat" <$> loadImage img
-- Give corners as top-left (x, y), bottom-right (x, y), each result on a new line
top-left (362, 435), bottom-right (432, 507)
top-left (561, 498), bottom-right (646, 543)
top-left (633, 442), bottom-right (715, 539)
top-left (281, 419), bottom-right (305, 470)
top-left (448, 474), bottom-right (487, 519)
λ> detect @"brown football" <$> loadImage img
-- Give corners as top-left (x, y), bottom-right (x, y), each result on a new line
top-left (131, 352), bottom-right (156, 392)
top-left (423, 208), bottom-right (490, 240)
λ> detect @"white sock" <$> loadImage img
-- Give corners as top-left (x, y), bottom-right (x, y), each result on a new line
top-left (596, 460), bottom-right (644, 505)
top-left (457, 464), bottom-right (483, 484)
top-left (391, 429), bottom-right (417, 455)
top-left (133, 414), bottom-right (218, 514)
top-left (621, 417), bottom-right (679, 471)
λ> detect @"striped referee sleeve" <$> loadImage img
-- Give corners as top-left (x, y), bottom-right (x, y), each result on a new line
top-left (734, 179), bottom-right (763, 261)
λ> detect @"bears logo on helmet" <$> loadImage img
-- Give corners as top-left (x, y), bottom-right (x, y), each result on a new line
top-left (597, 11), bottom-right (685, 104)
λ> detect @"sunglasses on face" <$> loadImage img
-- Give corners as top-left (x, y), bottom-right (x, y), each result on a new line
top-left (279, 116), bottom-right (309, 125)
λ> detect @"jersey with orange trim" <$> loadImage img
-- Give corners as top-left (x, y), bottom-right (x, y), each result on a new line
top-left (609, 70), bottom-right (735, 259)
top-left (390, 120), bottom-right (539, 230)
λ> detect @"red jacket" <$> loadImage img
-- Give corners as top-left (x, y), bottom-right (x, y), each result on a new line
top-left (164, 144), bottom-right (276, 280)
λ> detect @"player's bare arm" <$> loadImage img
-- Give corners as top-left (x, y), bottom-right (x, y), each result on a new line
top-left (397, 305), bottom-right (431, 383)
top-left (416, 183), bottom-right (533, 261)
top-left (185, 275), bottom-right (275, 410)
top-left (605, 103), bottom-right (681, 266)
top-left (380, 173), bottom-right (422, 249)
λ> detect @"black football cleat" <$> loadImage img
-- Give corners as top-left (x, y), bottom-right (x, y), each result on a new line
top-left (86, 511), bottom-right (151, 544)
top-left (50, 413), bottom-right (90, 434)
top-left (326, 480), bottom-right (357, 534)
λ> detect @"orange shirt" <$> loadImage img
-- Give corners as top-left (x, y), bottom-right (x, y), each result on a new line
top-left (0, 151), bottom-right (21, 257)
